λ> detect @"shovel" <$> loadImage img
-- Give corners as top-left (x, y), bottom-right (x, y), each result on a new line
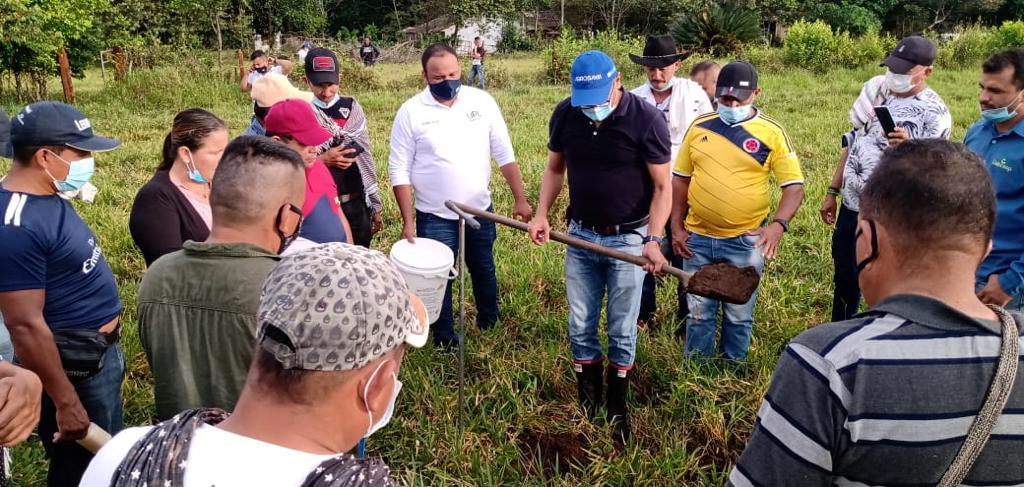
top-left (445, 201), bottom-right (760, 305)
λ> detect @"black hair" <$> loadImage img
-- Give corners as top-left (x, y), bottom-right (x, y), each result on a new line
top-left (860, 139), bottom-right (995, 259)
top-left (159, 108), bottom-right (227, 171)
top-left (251, 346), bottom-right (352, 406)
top-left (210, 136), bottom-right (305, 226)
top-left (982, 48), bottom-right (1024, 90)
top-left (421, 43), bottom-right (457, 71)
top-left (251, 50), bottom-right (267, 61)
top-left (689, 60), bottom-right (720, 77)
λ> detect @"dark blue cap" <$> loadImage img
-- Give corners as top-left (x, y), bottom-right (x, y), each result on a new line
top-left (9, 101), bottom-right (120, 154)
top-left (570, 50), bottom-right (618, 107)
top-left (0, 108), bottom-right (10, 158)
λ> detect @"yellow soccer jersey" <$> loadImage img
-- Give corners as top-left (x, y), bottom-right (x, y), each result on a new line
top-left (673, 111), bottom-right (803, 237)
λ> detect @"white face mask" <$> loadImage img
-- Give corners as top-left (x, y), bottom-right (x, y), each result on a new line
top-left (363, 361), bottom-right (402, 439)
top-left (649, 77), bottom-right (675, 93)
top-left (885, 69), bottom-right (917, 94)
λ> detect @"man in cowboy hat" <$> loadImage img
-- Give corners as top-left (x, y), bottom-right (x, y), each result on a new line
top-left (630, 34), bottom-right (714, 330)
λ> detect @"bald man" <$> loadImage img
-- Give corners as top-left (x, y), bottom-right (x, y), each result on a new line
top-left (136, 136), bottom-right (306, 420)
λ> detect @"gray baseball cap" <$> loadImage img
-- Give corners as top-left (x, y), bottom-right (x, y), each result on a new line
top-left (257, 243), bottom-right (429, 371)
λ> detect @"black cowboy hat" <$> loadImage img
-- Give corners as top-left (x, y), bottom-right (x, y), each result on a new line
top-left (629, 35), bottom-right (690, 68)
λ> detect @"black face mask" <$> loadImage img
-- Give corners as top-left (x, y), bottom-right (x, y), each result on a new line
top-left (255, 66), bottom-right (269, 74)
top-left (275, 204), bottom-right (304, 254)
top-left (855, 219), bottom-right (878, 273)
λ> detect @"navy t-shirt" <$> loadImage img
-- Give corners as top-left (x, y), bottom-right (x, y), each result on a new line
top-left (548, 90), bottom-right (671, 226)
top-left (0, 188), bottom-right (123, 330)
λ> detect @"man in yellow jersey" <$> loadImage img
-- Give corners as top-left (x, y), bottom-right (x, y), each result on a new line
top-left (670, 61), bottom-right (804, 361)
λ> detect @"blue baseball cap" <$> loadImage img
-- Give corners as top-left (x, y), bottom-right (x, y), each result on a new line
top-left (9, 101), bottom-right (120, 154)
top-left (570, 50), bottom-right (618, 107)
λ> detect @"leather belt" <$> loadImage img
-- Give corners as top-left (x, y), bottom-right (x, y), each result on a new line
top-left (340, 192), bottom-right (363, 204)
top-left (571, 216), bottom-right (650, 236)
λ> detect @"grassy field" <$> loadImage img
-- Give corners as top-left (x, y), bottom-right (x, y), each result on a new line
top-left (1, 55), bottom-right (987, 486)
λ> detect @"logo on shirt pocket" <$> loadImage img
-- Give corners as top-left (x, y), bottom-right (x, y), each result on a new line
top-left (466, 110), bottom-right (482, 122)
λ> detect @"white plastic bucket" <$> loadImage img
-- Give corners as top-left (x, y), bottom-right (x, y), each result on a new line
top-left (389, 238), bottom-right (456, 324)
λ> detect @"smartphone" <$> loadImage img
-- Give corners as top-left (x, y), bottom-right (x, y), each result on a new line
top-left (342, 140), bottom-right (365, 157)
top-left (874, 106), bottom-right (897, 135)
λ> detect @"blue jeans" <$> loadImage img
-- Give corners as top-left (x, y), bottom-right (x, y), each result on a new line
top-left (566, 223), bottom-right (647, 369)
top-left (417, 210), bottom-right (499, 345)
top-left (683, 232), bottom-right (765, 361)
top-left (468, 64), bottom-right (486, 89)
top-left (39, 343), bottom-right (125, 486)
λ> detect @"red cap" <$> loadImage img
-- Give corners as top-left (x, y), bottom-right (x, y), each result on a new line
top-left (264, 99), bottom-right (332, 147)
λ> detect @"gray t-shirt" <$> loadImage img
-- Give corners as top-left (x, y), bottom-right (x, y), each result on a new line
top-left (842, 87), bottom-right (952, 211)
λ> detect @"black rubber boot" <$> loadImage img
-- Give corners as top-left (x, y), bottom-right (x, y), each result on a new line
top-left (606, 364), bottom-right (631, 445)
top-left (574, 362), bottom-right (603, 421)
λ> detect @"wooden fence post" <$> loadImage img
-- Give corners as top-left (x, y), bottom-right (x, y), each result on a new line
top-left (57, 47), bottom-right (75, 104)
top-left (237, 49), bottom-right (245, 83)
top-left (112, 47), bottom-right (126, 81)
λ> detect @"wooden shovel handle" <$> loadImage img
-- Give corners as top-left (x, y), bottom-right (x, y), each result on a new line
top-left (448, 202), bottom-right (691, 285)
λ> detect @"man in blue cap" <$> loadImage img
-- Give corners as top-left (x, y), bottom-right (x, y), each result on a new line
top-left (529, 50), bottom-right (672, 445)
top-left (0, 101), bottom-right (124, 486)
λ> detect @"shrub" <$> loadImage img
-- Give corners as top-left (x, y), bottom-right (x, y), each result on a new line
top-left (783, 20), bottom-right (891, 72)
top-left (735, 43), bottom-right (785, 73)
top-left (498, 21), bottom-right (540, 53)
top-left (810, 3), bottom-right (881, 36)
top-left (541, 27), bottom-right (644, 84)
top-left (992, 20), bottom-right (1024, 51)
top-left (671, 3), bottom-right (763, 56)
top-left (783, 20), bottom-right (839, 72)
top-left (936, 24), bottom-right (996, 68)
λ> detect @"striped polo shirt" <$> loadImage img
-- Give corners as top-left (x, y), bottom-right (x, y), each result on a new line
top-left (729, 294), bottom-right (1024, 486)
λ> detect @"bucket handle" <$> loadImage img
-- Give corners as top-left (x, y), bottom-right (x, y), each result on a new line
top-left (448, 266), bottom-right (458, 280)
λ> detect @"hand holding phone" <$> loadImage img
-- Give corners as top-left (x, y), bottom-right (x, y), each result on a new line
top-left (343, 140), bottom-right (365, 157)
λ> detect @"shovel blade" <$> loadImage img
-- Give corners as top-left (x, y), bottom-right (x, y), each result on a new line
top-left (687, 263), bottom-right (760, 305)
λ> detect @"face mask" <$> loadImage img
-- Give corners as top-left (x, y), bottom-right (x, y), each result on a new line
top-left (581, 101), bottom-right (615, 122)
top-left (183, 148), bottom-right (207, 184)
top-left (855, 219), bottom-right (879, 273)
top-left (275, 204), bottom-right (303, 254)
top-left (649, 77), bottom-right (675, 93)
top-left (45, 151), bottom-right (95, 193)
top-left (429, 79), bottom-right (461, 101)
top-left (312, 93), bottom-right (340, 109)
top-left (255, 66), bottom-right (268, 74)
top-left (717, 103), bottom-right (752, 125)
top-left (363, 361), bottom-right (402, 438)
top-left (885, 69), bottom-right (916, 94)
top-left (981, 91), bottom-right (1023, 124)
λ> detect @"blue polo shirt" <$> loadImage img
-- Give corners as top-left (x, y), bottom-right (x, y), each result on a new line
top-left (965, 117), bottom-right (1024, 297)
top-left (0, 188), bottom-right (123, 330)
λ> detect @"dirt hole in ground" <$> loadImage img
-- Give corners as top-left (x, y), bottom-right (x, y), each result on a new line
top-left (518, 428), bottom-right (590, 476)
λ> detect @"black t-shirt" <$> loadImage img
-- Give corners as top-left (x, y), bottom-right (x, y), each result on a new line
top-left (547, 90), bottom-right (671, 226)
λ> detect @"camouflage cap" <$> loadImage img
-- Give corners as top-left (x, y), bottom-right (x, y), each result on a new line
top-left (257, 243), bottom-right (428, 371)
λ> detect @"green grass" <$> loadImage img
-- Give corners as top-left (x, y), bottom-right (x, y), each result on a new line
top-left (1, 57), bottom-right (986, 486)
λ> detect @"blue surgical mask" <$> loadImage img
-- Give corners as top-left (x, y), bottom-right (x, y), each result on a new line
top-left (581, 101), bottom-right (615, 122)
top-left (649, 77), bottom-right (675, 93)
top-left (429, 79), bottom-right (461, 101)
top-left (312, 93), bottom-right (340, 109)
top-left (718, 103), bottom-right (753, 125)
top-left (184, 148), bottom-right (207, 184)
top-left (45, 151), bottom-right (95, 193)
top-left (885, 69), bottom-right (916, 94)
top-left (981, 92), bottom-right (1023, 124)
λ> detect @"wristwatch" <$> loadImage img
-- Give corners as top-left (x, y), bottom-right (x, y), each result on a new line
top-left (771, 218), bottom-right (790, 232)
top-left (642, 235), bottom-right (665, 245)
top-left (827, 186), bottom-right (841, 197)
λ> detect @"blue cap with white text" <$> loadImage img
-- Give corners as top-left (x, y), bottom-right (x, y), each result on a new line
top-left (570, 50), bottom-right (618, 107)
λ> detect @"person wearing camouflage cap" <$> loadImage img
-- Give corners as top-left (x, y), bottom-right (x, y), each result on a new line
top-left (81, 243), bottom-right (429, 487)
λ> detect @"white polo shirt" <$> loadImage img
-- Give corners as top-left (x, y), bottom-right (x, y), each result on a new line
top-left (388, 86), bottom-right (516, 219)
